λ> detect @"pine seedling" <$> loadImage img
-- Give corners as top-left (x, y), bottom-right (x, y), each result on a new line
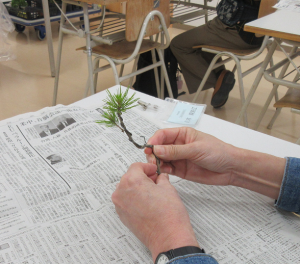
top-left (97, 87), bottom-right (161, 174)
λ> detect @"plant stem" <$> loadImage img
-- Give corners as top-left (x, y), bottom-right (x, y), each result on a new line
top-left (117, 111), bottom-right (161, 174)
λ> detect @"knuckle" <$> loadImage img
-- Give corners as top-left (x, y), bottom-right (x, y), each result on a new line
top-left (122, 172), bottom-right (139, 188)
top-left (111, 191), bottom-right (119, 205)
top-left (169, 145), bottom-right (179, 158)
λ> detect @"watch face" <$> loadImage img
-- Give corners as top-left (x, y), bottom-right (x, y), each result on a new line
top-left (156, 254), bottom-right (170, 264)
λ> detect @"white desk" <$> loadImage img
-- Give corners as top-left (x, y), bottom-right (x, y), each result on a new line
top-left (1, 86), bottom-right (300, 263)
top-left (236, 10), bottom-right (300, 128)
top-left (244, 10), bottom-right (300, 42)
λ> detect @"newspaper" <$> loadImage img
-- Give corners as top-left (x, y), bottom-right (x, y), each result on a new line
top-left (273, 0), bottom-right (300, 12)
top-left (0, 104), bottom-right (299, 263)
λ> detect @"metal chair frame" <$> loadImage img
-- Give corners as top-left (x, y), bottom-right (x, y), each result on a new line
top-left (86, 10), bottom-right (173, 99)
top-left (52, 0), bottom-right (218, 105)
top-left (192, 35), bottom-right (275, 127)
top-left (252, 39), bottom-right (300, 144)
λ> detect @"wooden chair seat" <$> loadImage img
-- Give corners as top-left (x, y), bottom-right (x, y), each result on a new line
top-left (77, 39), bottom-right (160, 60)
top-left (273, 88), bottom-right (300, 110)
top-left (193, 45), bottom-right (260, 56)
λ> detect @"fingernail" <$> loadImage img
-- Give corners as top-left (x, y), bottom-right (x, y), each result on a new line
top-left (154, 146), bottom-right (165, 157)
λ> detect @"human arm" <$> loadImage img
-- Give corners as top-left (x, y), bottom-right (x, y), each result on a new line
top-left (145, 127), bottom-right (286, 200)
top-left (111, 162), bottom-right (218, 263)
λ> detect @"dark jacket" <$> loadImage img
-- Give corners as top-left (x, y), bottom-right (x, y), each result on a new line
top-left (217, 0), bottom-right (263, 45)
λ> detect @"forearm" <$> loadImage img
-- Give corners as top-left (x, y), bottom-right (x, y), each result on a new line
top-left (229, 147), bottom-right (285, 199)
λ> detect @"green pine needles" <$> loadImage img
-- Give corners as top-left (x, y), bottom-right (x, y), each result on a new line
top-left (97, 87), bottom-right (161, 174)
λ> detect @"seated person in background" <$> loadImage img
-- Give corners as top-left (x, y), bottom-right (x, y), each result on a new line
top-left (170, 0), bottom-right (262, 108)
top-left (112, 127), bottom-right (300, 264)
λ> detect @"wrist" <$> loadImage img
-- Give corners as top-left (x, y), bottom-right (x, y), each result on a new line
top-left (155, 246), bottom-right (205, 264)
top-left (230, 147), bottom-right (285, 199)
top-left (148, 222), bottom-right (199, 262)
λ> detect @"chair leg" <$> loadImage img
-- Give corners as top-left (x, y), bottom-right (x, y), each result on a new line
top-left (254, 85), bottom-right (282, 131)
top-left (204, 0), bottom-right (208, 23)
top-left (157, 49), bottom-right (174, 98)
top-left (82, 3), bottom-right (95, 96)
top-left (151, 49), bottom-right (161, 98)
top-left (84, 78), bottom-right (89, 98)
top-left (93, 58), bottom-right (100, 93)
top-left (191, 54), bottom-right (221, 103)
top-left (99, 55), bottom-right (120, 85)
top-left (160, 62), bottom-right (165, 99)
top-left (157, 33), bottom-right (165, 99)
top-left (119, 64), bottom-right (125, 77)
top-left (268, 55), bottom-right (279, 102)
top-left (267, 107), bottom-right (282, 129)
top-left (235, 41), bottom-right (278, 126)
top-left (52, 2), bottom-right (67, 106)
top-left (232, 65), bottom-right (237, 74)
top-left (234, 59), bottom-right (248, 127)
top-left (84, 57), bottom-right (100, 98)
top-left (128, 55), bottom-right (139, 88)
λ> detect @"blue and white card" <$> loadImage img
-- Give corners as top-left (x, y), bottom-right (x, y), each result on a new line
top-left (167, 102), bottom-right (206, 126)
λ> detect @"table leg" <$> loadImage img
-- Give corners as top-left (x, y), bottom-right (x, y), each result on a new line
top-left (42, 0), bottom-right (56, 77)
top-left (235, 40), bottom-right (278, 125)
top-left (52, 2), bottom-right (67, 105)
top-left (83, 3), bottom-right (95, 95)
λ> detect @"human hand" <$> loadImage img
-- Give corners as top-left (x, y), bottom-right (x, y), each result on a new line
top-left (112, 162), bottom-right (199, 261)
top-left (145, 127), bottom-right (237, 186)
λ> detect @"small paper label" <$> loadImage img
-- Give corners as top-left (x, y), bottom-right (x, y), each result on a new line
top-left (167, 102), bottom-right (204, 125)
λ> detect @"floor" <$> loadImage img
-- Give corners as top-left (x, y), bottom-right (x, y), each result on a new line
top-left (1, 19), bottom-right (300, 144)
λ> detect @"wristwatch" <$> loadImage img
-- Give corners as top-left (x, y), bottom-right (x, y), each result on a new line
top-left (155, 246), bottom-right (205, 264)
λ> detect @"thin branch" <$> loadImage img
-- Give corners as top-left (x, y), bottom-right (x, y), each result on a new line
top-left (97, 87), bottom-right (161, 174)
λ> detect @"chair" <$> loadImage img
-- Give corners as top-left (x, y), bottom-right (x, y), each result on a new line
top-left (190, 0), bottom-right (278, 127)
top-left (267, 87), bottom-right (300, 144)
top-left (253, 40), bottom-right (300, 144)
top-left (77, 0), bottom-right (174, 100)
top-left (251, 40), bottom-right (300, 128)
top-left (52, 0), bottom-right (128, 106)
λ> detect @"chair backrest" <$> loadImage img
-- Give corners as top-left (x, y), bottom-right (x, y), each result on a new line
top-left (125, 0), bottom-right (170, 42)
top-left (257, 0), bottom-right (277, 18)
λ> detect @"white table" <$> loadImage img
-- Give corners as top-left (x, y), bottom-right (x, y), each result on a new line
top-left (236, 9), bottom-right (300, 129)
top-left (74, 85), bottom-right (300, 158)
